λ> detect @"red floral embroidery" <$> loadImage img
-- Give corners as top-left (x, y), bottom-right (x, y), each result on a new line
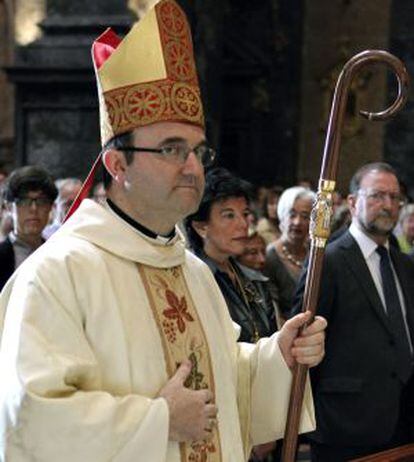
top-left (163, 289), bottom-right (194, 333)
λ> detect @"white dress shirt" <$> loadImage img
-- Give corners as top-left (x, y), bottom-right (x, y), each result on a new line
top-left (349, 222), bottom-right (413, 351)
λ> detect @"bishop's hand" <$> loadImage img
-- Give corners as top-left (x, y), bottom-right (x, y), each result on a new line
top-left (158, 359), bottom-right (218, 442)
top-left (277, 311), bottom-right (327, 369)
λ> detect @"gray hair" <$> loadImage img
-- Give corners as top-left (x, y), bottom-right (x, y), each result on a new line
top-left (277, 186), bottom-right (316, 223)
top-left (399, 203), bottom-right (414, 225)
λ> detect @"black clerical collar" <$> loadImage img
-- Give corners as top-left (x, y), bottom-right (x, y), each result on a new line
top-left (106, 198), bottom-right (175, 240)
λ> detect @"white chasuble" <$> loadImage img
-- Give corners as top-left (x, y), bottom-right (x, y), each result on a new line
top-left (0, 200), bottom-right (315, 461)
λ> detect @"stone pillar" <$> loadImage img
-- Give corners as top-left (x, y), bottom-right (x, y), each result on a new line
top-left (298, 0), bottom-right (392, 194)
top-left (6, 0), bottom-right (134, 179)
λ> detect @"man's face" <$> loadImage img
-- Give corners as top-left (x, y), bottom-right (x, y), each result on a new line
top-left (350, 170), bottom-right (401, 237)
top-left (10, 190), bottom-right (53, 239)
top-left (120, 122), bottom-right (206, 224)
top-left (57, 182), bottom-right (82, 221)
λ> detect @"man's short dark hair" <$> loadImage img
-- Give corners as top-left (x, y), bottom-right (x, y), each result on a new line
top-left (184, 167), bottom-right (253, 253)
top-left (349, 162), bottom-right (398, 195)
top-left (102, 131), bottom-right (134, 189)
top-left (3, 166), bottom-right (58, 203)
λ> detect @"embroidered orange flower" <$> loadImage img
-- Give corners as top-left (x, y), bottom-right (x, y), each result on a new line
top-left (163, 289), bottom-right (194, 333)
top-left (189, 440), bottom-right (216, 461)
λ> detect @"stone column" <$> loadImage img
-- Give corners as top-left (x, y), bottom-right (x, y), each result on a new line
top-left (6, 0), bottom-right (134, 179)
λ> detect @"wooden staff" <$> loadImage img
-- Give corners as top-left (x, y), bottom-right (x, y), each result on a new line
top-left (281, 50), bottom-right (409, 462)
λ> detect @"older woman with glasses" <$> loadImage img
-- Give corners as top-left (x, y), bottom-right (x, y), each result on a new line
top-left (265, 186), bottom-right (315, 317)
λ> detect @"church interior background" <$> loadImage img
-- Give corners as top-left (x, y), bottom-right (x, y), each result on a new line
top-left (0, 0), bottom-right (413, 197)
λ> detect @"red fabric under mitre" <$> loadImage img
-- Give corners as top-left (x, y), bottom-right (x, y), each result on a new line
top-left (92, 28), bottom-right (122, 70)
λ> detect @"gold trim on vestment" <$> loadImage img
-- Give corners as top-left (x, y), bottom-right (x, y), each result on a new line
top-left (139, 264), bottom-right (222, 462)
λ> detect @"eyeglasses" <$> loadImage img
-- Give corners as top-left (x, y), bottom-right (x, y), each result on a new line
top-left (119, 144), bottom-right (216, 167)
top-left (358, 189), bottom-right (406, 207)
top-left (14, 197), bottom-right (53, 209)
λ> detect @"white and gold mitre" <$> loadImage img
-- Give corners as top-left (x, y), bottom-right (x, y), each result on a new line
top-left (92, 0), bottom-right (205, 146)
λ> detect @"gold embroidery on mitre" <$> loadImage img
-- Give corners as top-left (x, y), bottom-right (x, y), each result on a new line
top-left (139, 265), bottom-right (222, 462)
top-left (102, 79), bottom-right (203, 142)
top-left (125, 83), bottom-right (167, 125)
top-left (157, 0), bottom-right (197, 83)
top-left (164, 40), bottom-right (197, 81)
top-left (157, 0), bottom-right (187, 39)
top-left (98, 0), bottom-right (204, 145)
top-left (171, 83), bottom-right (203, 121)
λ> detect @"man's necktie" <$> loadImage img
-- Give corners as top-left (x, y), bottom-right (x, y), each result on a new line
top-left (376, 245), bottom-right (412, 382)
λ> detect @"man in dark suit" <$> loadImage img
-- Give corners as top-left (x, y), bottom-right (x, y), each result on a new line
top-left (293, 162), bottom-right (414, 461)
top-left (0, 166), bottom-right (57, 291)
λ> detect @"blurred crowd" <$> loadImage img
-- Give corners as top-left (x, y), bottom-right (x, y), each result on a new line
top-left (2, 160), bottom-right (414, 313)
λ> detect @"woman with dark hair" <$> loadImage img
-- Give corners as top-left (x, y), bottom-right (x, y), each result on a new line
top-left (185, 167), bottom-right (278, 344)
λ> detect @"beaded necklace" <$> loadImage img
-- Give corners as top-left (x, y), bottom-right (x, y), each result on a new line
top-left (281, 244), bottom-right (305, 269)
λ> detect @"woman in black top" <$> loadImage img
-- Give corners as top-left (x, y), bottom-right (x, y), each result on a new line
top-left (185, 167), bottom-right (278, 344)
